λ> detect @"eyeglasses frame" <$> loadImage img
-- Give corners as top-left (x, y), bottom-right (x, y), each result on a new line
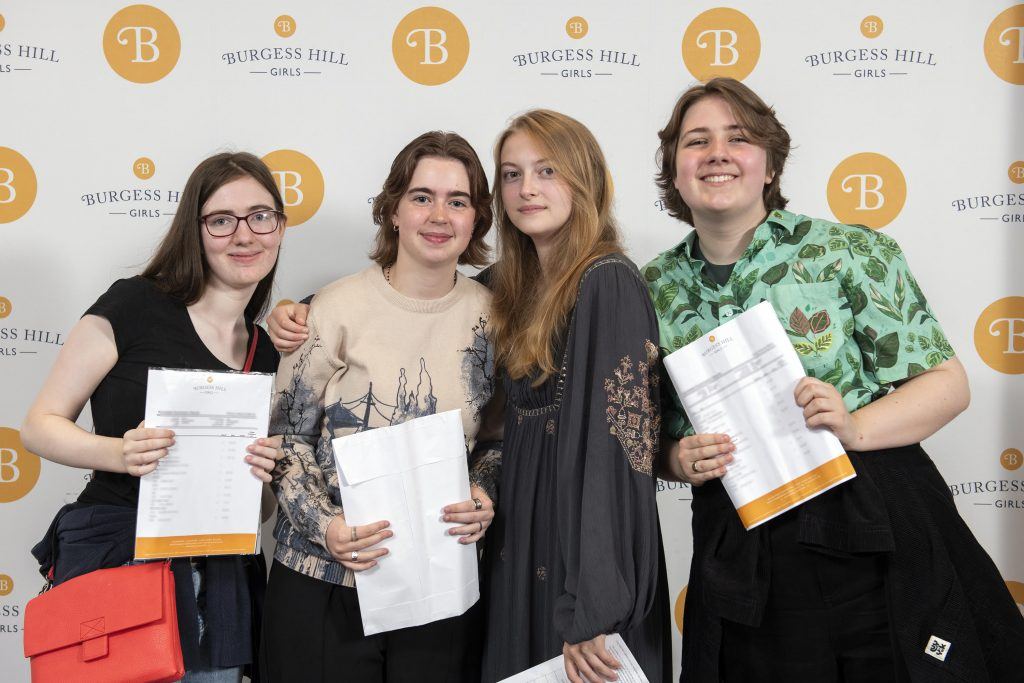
top-left (200, 209), bottom-right (286, 237)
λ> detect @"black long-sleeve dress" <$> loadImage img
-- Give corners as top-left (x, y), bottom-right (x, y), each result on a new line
top-left (480, 255), bottom-right (671, 682)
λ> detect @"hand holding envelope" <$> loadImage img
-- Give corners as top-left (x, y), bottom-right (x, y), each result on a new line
top-left (332, 409), bottom-right (480, 635)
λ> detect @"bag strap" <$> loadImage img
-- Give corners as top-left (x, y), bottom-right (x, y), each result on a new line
top-left (243, 326), bottom-right (259, 373)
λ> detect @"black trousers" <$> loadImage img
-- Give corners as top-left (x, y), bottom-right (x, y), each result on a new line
top-left (260, 561), bottom-right (481, 683)
top-left (720, 512), bottom-right (909, 683)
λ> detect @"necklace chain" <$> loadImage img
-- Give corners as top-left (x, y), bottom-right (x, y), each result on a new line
top-left (383, 265), bottom-right (457, 291)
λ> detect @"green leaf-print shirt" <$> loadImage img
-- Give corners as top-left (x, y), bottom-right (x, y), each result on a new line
top-left (644, 209), bottom-right (956, 439)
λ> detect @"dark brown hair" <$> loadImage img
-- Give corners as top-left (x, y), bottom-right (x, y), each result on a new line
top-left (140, 152), bottom-right (285, 321)
top-left (369, 132), bottom-right (492, 268)
top-left (656, 77), bottom-right (791, 226)
top-left (489, 109), bottom-right (622, 382)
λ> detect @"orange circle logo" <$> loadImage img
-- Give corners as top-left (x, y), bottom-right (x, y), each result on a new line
top-left (682, 8), bottom-right (760, 81)
top-left (0, 297), bottom-right (11, 319)
top-left (393, 7), bottom-right (469, 86)
top-left (275, 15), bottom-right (296, 38)
top-left (1006, 581), bottom-right (1024, 617)
top-left (674, 585), bottom-right (688, 634)
top-left (133, 157), bottom-right (155, 180)
top-left (860, 16), bottom-right (883, 38)
top-left (985, 5), bottom-right (1024, 85)
top-left (103, 5), bottom-right (181, 83)
top-left (0, 427), bottom-right (42, 503)
top-left (261, 149), bottom-right (324, 227)
top-left (827, 152), bottom-right (907, 229)
top-left (0, 147), bottom-right (38, 224)
top-left (0, 574), bottom-right (12, 596)
top-left (566, 16), bottom-right (588, 40)
top-left (975, 297), bottom-right (1024, 374)
top-left (1009, 161), bottom-right (1024, 184)
top-left (0, 14), bottom-right (6, 32)
top-left (1001, 448), bottom-right (1023, 471)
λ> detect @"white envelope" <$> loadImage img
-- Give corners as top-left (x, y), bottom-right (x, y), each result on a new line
top-left (332, 409), bottom-right (479, 635)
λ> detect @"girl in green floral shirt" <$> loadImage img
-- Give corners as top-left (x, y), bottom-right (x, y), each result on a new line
top-left (649, 78), bottom-right (1023, 682)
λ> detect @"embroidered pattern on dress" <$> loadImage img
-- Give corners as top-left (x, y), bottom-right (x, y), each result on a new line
top-left (604, 340), bottom-right (661, 475)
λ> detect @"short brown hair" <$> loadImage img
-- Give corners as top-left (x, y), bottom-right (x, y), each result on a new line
top-left (369, 132), bottom-right (492, 268)
top-left (141, 152), bottom-right (285, 321)
top-left (656, 77), bottom-right (791, 226)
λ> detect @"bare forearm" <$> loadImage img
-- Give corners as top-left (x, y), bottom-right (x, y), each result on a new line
top-left (21, 412), bottom-right (126, 473)
top-left (848, 358), bottom-right (970, 451)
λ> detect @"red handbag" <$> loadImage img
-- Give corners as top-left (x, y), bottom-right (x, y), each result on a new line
top-left (23, 561), bottom-right (184, 683)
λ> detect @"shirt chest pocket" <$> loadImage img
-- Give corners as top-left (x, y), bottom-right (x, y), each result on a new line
top-left (766, 282), bottom-right (853, 382)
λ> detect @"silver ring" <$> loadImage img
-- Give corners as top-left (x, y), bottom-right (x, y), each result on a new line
top-left (473, 497), bottom-right (483, 511)
top-left (350, 551), bottom-right (359, 562)
top-left (691, 460), bottom-right (700, 474)
top-left (350, 528), bottom-right (358, 542)
top-left (478, 521), bottom-right (484, 533)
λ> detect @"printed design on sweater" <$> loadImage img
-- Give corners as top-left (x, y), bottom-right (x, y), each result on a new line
top-left (324, 357), bottom-right (439, 433)
top-left (459, 315), bottom-right (495, 422)
top-left (272, 337), bottom-right (323, 437)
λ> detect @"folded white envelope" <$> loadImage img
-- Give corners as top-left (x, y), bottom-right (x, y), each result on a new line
top-left (333, 409), bottom-right (479, 635)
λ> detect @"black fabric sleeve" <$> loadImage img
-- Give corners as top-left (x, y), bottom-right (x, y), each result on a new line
top-left (469, 379), bottom-right (504, 505)
top-left (83, 276), bottom-right (151, 355)
top-left (552, 259), bottom-right (663, 644)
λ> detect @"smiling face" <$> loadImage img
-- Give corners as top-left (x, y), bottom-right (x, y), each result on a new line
top-left (200, 175), bottom-right (283, 293)
top-left (499, 131), bottom-right (573, 248)
top-left (391, 156), bottom-right (476, 271)
top-left (673, 95), bottom-right (773, 229)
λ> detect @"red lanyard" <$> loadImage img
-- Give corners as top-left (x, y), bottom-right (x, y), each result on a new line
top-left (242, 326), bottom-right (259, 373)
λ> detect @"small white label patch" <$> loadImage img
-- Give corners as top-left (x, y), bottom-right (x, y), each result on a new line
top-left (925, 635), bottom-right (952, 662)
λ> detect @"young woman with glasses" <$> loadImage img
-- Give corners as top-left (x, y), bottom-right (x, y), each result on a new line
top-left (22, 152), bottom-right (287, 682)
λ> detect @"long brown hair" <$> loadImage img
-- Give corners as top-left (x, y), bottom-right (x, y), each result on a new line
top-left (656, 77), bottom-right (791, 226)
top-left (490, 110), bottom-right (622, 383)
top-left (368, 131), bottom-right (492, 268)
top-left (141, 152), bottom-right (285, 320)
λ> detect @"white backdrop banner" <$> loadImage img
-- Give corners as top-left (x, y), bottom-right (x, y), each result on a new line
top-left (1, 1), bottom-right (1022, 679)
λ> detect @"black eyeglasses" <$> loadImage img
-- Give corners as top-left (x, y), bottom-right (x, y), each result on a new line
top-left (201, 209), bottom-right (285, 237)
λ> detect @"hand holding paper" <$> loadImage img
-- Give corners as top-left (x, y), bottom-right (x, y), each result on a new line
top-left (136, 368), bottom-right (274, 559)
top-left (333, 409), bottom-right (479, 635)
top-left (662, 302), bottom-right (855, 529)
top-left (324, 515), bottom-right (393, 571)
top-left (498, 634), bottom-right (648, 683)
top-left (122, 420), bottom-right (175, 477)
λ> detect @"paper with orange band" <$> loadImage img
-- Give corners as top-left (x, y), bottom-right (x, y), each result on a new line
top-left (663, 301), bottom-right (855, 530)
top-left (135, 368), bottom-right (274, 559)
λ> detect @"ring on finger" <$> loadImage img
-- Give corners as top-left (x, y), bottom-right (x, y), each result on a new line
top-left (478, 521), bottom-right (484, 533)
top-left (691, 460), bottom-right (700, 474)
top-left (350, 550), bottom-right (359, 562)
top-left (350, 528), bottom-right (358, 542)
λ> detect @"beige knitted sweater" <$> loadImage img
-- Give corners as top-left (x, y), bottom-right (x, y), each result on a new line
top-left (269, 265), bottom-right (499, 586)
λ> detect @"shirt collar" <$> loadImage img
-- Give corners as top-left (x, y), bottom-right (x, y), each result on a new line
top-left (765, 208), bottom-right (798, 234)
top-left (673, 208), bottom-right (797, 261)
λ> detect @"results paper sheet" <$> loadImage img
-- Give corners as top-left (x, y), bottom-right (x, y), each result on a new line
top-left (662, 301), bottom-right (855, 529)
top-left (333, 409), bottom-right (479, 636)
top-left (136, 368), bottom-right (273, 559)
top-left (497, 634), bottom-right (648, 683)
